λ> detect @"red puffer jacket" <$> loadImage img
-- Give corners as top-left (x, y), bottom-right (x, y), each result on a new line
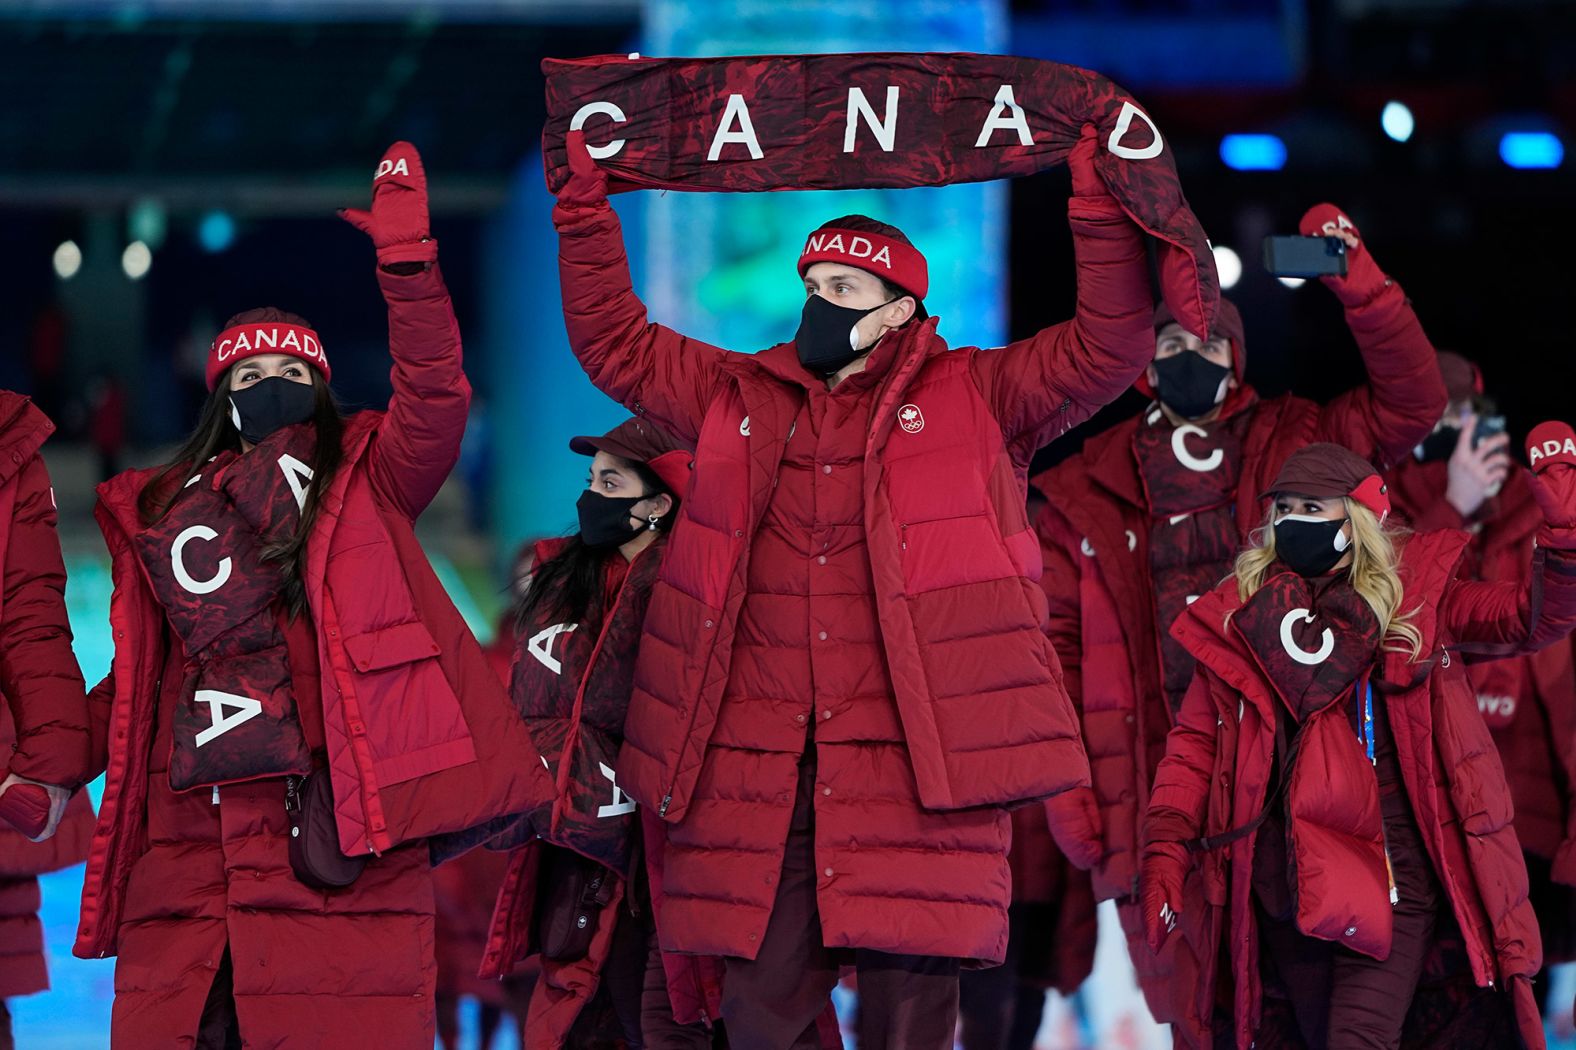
top-left (77, 264), bottom-right (553, 962)
top-left (555, 181), bottom-right (1154, 960)
top-left (480, 537), bottom-right (724, 1046)
top-left (1146, 529), bottom-right (1576, 1050)
top-left (1387, 461), bottom-right (1576, 878)
top-left (0, 392), bottom-right (93, 998)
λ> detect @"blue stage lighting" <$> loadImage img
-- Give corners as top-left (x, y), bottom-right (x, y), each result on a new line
top-left (1499, 132), bottom-right (1564, 169)
top-left (198, 210), bottom-right (236, 252)
top-left (1219, 134), bottom-right (1286, 171)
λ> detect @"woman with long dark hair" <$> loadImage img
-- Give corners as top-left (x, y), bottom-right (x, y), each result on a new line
top-left (75, 142), bottom-right (549, 1048)
top-left (481, 418), bottom-right (728, 1049)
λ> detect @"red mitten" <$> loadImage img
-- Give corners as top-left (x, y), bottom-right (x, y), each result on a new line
top-left (1526, 422), bottom-right (1576, 547)
top-left (1139, 845), bottom-right (1185, 955)
top-left (338, 141), bottom-right (437, 266)
top-left (1044, 784), bottom-right (1105, 870)
top-left (557, 130), bottom-right (610, 211)
top-left (1068, 124), bottom-right (1106, 198)
top-left (0, 781), bottom-right (50, 839)
top-left (1298, 203), bottom-right (1390, 308)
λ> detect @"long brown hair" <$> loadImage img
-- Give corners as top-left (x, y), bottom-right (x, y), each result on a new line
top-left (138, 308), bottom-right (345, 616)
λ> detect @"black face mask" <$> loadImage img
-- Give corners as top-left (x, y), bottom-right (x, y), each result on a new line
top-left (228, 376), bottom-right (317, 445)
top-left (794, 295), bottom-right (895, 377)
top-left (576, 489), bottom-right (648, 549)
top-left (1414, 425), bottom-right (1460, 463)
top-left (1274, 514), bottom-right (1351, 578)
top-left (1152, 351), bottom-right (1232, 420)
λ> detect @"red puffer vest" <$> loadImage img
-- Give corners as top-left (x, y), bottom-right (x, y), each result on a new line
top-left (76, 264), bottom-right (553, 960)
top-left (1149, 529), bottom-right (1576, 1050)
top-left (624, 330), bottom-right (1088, 824)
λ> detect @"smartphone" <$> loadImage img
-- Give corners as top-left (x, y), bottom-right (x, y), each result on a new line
top-left (1473, 414), bottom-right (1507, 450)
top-left (1262, 235), bottom-right (1349, 278)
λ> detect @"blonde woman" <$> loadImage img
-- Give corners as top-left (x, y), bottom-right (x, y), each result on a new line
top-left (1139, 437), bottom-right (1576, 1050)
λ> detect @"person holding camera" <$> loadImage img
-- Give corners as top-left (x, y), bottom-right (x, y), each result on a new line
top-left (1386, 351), bottom-right (1576, 1011)
top-left (1032, 203), bottom-right (1447, 1030)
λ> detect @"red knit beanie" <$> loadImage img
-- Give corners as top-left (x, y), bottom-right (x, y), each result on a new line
top-left (798, 215), bottom-right (929, 302)
top-left (206, 308), bottom-right (331, 391)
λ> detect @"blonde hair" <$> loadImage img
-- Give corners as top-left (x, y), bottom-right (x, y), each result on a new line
top-left (1232, 498), bottom-right (1423, 660)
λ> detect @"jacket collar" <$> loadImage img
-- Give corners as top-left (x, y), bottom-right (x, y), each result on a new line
top-left (0, 392), bottom-right (53, 488)
top-left (1080, 386), bottom-right (1264, 512)
top-left (731, 316), bottom-right (946, 395)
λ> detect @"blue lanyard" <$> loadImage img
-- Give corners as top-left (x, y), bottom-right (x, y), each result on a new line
top-left (1357, 678), bottom-right (1375, 765)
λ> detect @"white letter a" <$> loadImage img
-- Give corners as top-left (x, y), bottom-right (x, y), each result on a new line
top-left (194, 690), bottom-right (264, 747)
top-left (707, 94), bottom-right (765, 161)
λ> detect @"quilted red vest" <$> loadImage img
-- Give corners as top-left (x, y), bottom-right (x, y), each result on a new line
top-left (620, 322), bottom-right (1091, 823)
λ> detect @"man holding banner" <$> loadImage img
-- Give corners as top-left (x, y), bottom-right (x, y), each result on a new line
top-left (540, 51), bottom-right (1218, 1047)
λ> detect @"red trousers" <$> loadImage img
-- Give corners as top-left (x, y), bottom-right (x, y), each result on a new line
top-left (722, 751), bottom-right (962, 1050)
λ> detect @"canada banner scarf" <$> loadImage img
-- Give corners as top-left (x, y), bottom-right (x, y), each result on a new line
top-left (541, 51), bottom-right (1220, 338)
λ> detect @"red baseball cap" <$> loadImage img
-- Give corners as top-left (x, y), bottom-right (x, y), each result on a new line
top-left (1262, 442), bottom-right (1391, 523)
top-left (570, 418), bottom-right (693, 497)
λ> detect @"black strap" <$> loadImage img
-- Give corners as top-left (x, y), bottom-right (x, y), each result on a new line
top-left (1185, 704), bottom-right (1299, 855)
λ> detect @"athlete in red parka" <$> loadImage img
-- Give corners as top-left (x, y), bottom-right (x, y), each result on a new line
top-left (552, 121), bottom-right (1157, 1045)
top-left (0, 391), bottom-right (93, 1046)
top-left (481, 418), bottom-right (727, 1049)
top-left (78, 143), bottom-right (551, 1047)
top-left (1032, 204), bottom-right (1446, 1021)
top-left (1386, 351), bottom-right (1576, 992)
top-left (1141, 439), bottom-right (1576, 1050)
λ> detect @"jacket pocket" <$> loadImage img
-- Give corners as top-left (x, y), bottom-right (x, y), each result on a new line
top-left (343, 621), bottom-right (442, 672)
top-left (340, 620), bottom-right (475, 787)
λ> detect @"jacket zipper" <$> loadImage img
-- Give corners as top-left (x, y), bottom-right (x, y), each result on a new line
top-left (900, 523), bottom-right (908, 550)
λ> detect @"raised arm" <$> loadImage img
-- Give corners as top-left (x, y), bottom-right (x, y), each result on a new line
top-left (971, 128), bottom-right (1156, 454)
top-left (1303, 204), bottom-right (1447, 468)
top-left (554, 132), bottom-right (725, 444)
top-left (0, 453), bottom-right (89, 839)
top-left (340, 142), bottom-right (471, 520)
top-left (1443, 424), bottom-right (1576, 654)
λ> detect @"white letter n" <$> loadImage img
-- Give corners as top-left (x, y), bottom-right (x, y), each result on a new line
top-left (844, 86), bottom-right (899, 153)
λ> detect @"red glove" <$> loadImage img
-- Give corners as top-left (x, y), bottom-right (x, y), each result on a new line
top-left (1139, 845), bottom-right (1185, 955)
top-left (558, 129), bottom-right (611, 210)
top-left (1298, 203), bottom-right (1390, 308)
top-left (1526, 422), bottom-right (1576, 548)
top-left (339, 141), bottom-right (437, 266)
top-left (1068, 124), bottom-right (1106, 198)
top-left (1045, 784), bottom-right (1105, 870)
top-left (0, 779), bottom-right (51, 839)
